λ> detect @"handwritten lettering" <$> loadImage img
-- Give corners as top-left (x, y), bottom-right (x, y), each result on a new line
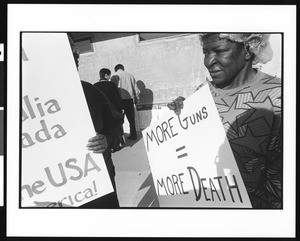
top-left (156, 166), bottom-right (243, 203)
top-left (146, 107), bottom-right (208, 152)
top-left (146, 116), bottom-right (178, 151)
top-left (178, 107), bottom-right (208, 130)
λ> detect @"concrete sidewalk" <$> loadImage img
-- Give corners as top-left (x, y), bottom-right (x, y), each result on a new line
top-left (112, 131), bottom-right (159, 207)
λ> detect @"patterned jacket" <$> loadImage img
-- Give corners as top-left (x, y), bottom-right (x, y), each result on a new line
top-left (208, 70), bottom-right (282, 208)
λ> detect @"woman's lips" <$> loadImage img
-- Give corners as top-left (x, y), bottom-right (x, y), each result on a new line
top-left (209, 70), bottom-right (222, 77)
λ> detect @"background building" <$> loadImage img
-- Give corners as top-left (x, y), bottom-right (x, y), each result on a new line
top-left (71, 32), bottom-right (282, 131)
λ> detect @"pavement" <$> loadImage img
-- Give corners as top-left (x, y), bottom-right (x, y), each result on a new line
top-left (112, 131), bottom-right (159, 207)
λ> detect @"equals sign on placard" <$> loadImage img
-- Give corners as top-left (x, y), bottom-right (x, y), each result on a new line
top-left (176, 145), bottom-right (188, 159)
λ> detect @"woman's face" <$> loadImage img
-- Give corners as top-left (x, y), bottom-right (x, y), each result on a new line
top-left (202, 34), bottom-right (246, 89)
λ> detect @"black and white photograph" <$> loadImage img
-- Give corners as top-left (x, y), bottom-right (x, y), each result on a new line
top-left (21, 31), bottom-right (282, 210)
top-left (5, 3), bottom-right (297, 238)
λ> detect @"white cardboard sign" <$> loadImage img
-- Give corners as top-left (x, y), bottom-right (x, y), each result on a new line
top-left (142, 84), bottom-right (252, 208)
top-left (21, 33), bottom-right (113, 207)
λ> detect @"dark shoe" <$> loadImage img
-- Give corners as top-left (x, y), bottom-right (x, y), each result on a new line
top-left (127, 136), bottom-right (137, 140)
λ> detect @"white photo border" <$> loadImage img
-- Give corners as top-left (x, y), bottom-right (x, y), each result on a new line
top-left (7, 4), bottom-right (296, 237)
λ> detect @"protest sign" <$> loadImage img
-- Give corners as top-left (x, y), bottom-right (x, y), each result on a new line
top-left (142, 84), bottom-right (252, 208)
top-left (21, 33), bottom-right (113, 207)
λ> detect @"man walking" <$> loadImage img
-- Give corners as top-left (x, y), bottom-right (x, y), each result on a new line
top-left (114, 64), bottom-right (140, 140)
top-left (94, 68), bottom-right (123, 114)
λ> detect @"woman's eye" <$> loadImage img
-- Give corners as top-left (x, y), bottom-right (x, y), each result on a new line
top-left (216, 49), bottom-right (226, 53)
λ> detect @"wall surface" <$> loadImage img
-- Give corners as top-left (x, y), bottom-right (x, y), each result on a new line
top-left (78, 33), bottom-right (282, 106)
top-left (254, 34), bottom-right (282, 78)
top-left (77, 33), bottom-right (282, 131)
top-left (78, 34), bottom-right (208, 105)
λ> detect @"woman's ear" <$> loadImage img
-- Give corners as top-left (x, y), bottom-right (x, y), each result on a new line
top-left (245, 51), bottom-right (253, 60)
top-left (244, 44), bottom-right (253, 61)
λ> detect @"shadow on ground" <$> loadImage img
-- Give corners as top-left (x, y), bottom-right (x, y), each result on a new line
top-left (136, 173), bottom-right (159, 207)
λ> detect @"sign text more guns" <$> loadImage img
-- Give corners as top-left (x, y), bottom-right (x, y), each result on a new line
top-left (142, 84), bottom-right (252, 208)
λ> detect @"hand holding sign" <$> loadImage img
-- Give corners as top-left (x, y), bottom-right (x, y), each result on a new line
top-left (142, 84), bottom-right (251, 208)
top-left (87, 134), bottom-right (108, 153)
top-left (167, 96), bottom-right (185, 115)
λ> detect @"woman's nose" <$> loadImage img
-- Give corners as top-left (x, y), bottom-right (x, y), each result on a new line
top-left (204, 52), bottom-right (216, 69)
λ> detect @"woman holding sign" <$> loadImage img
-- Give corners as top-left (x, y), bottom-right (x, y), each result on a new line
top-left (169, 33), bottom-right (282, 209)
